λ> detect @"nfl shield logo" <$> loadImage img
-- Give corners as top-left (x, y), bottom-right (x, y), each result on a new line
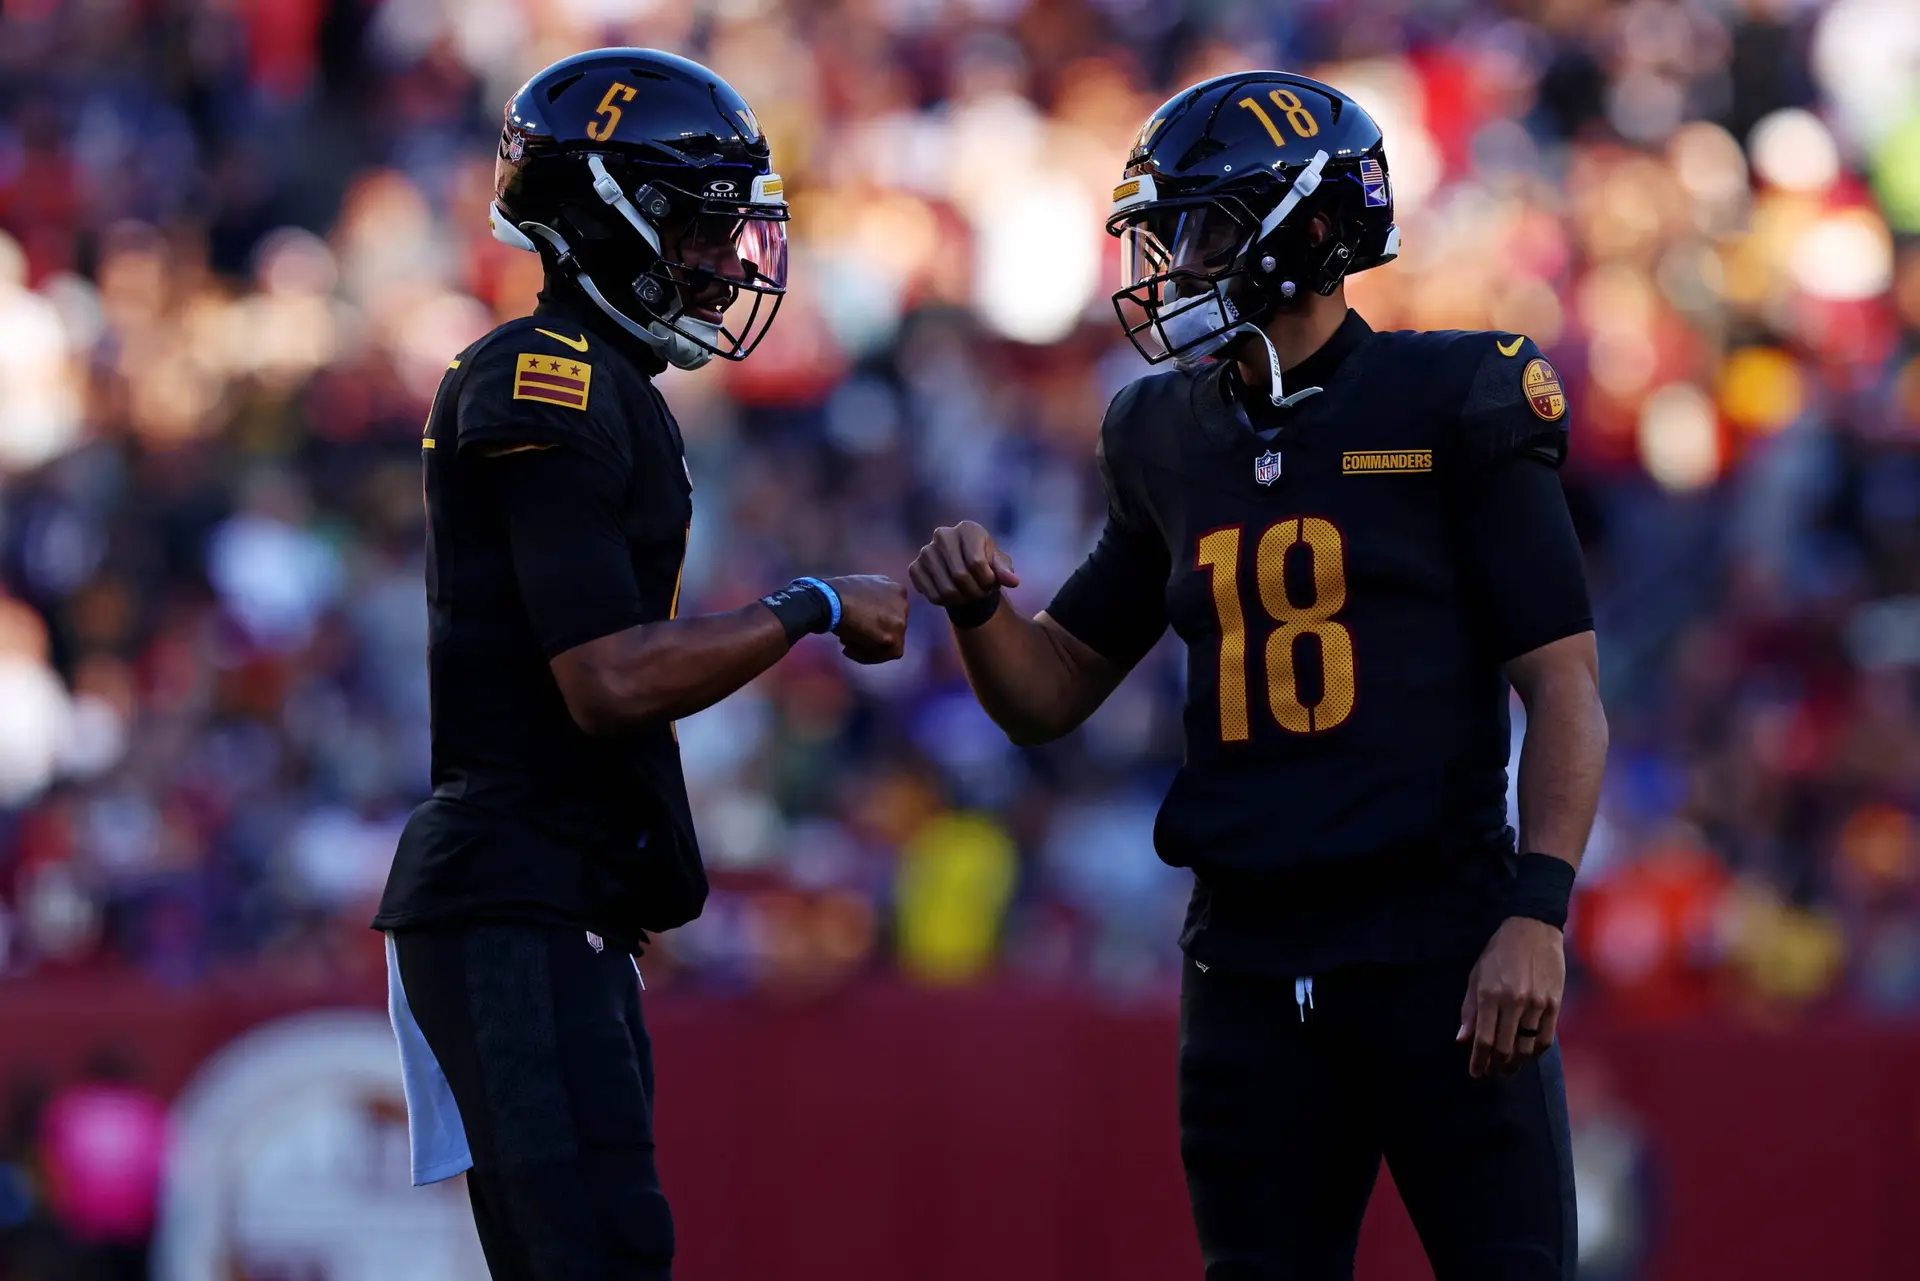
top-left (505, 129), bottom-right (526, 164)
top-left (1254, 451), bottom-right (1282, 486)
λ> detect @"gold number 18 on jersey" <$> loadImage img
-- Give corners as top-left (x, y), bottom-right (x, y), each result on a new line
top-left (1197, 517), bottom-right (1356, 740)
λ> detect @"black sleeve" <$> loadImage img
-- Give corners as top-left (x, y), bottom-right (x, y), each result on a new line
top-left (1045, 431), bottom-right (1172, 668)
top-left (1459, 456), bottom-right (1593, 663)
top-left (491, 444), bottom-right (648, 658)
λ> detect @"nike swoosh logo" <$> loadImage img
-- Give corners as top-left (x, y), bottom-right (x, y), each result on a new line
top-left (534, 328), bottom-right (590, 352)
top-left (1496, 336), bottom-right (1524, 357)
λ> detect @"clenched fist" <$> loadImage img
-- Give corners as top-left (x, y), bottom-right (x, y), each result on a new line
top-left (909, 522), bottom-right (1022, 606)
top-left (826, 574), bottom-right (908, 664)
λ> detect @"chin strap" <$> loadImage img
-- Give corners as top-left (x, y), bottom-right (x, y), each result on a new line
top-left (511, 216), bottom-right (719, 371)
top-left (1226, 148), bottom-right (1334, 408)
top-left (1230, 323), bottom-right (1324, 408)
top-left (575, 269), bottom-right (718, 370)
top-left (1257, 149), bottom-right (1330, 240)
top-left (586, 154), bottom-right (665, 254)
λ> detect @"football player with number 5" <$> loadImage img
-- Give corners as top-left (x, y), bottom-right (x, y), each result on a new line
top-left (374, 48), bottom-right (907, 1281)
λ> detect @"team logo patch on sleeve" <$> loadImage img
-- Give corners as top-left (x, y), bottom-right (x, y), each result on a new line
top-left (1522, 358), bottom-right (1566, 422)
top-left (513, 353), bottom-right (592, 410)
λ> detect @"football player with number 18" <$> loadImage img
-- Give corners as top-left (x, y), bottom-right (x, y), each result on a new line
top-left (911, 73), bottom-right (1606, 1279)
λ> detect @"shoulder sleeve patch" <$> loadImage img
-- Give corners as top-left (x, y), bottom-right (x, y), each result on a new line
top-left (1457, 333), bottom-right (1571, 470)
top-left (1521, 356), bottom-right (1566, 422)
top-left (512, 352), bottom-right (593, 411)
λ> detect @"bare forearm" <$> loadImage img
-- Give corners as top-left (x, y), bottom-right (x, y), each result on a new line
top-left (910, 521), bottom-right (1125, 745)
top-left (954, 605), bottom-right (1104, 746)
top-left (1514, 668), bottom-right (1608, 870)
top-left (566, 604), bottom-right (789, 733)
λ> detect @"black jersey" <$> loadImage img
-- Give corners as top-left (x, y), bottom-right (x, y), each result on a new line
top-left (373, 293), bottom-right (705, 950)
top-left (1048, 311), bottom-right (1591, 974)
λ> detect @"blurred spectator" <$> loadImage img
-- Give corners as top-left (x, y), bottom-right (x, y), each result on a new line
top-left (0, 1052), bottom-right (162, 1281)
top-left (1566, 1052), bottom-right (1660, 1281)
top-left (38, 1054), bottom-right (167, 1272)
top-left (896, 812), bottom-right (1018, 985)
top-left (0, 0), bottom-right (1911, 1021)
top-left (0, 232), bottom-right (82, 470)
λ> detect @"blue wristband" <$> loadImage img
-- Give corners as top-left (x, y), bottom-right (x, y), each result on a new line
top-left (792, 576), bottom-right (841, 632)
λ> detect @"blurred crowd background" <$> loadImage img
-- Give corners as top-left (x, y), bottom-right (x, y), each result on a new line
top-left (4, 0), bottom-right (1920, 1012)
top-left (2, 0), bottom-right (1918, 1275)
top-left (0, 0), bottom-right (1917, 1120)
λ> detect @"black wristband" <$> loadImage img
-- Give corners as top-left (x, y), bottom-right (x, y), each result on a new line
top-left (946, 587), bottom-right (1003, 631)
top-left (1508, 852), bottom-right (1577, 930)
top-left (760, 579), bottom-right (833, 646)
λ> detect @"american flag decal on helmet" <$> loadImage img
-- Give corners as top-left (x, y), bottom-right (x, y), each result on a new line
top-left (1360, 157), bottom-right (1389, 208)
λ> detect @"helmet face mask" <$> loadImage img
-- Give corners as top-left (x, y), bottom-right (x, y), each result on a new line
top-left (1112, 198), bottom-right (1260, 368)
top-left (487, 49), bottom-right (789, 370)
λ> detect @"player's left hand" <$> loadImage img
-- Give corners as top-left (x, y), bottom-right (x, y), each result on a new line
top-left (1457, 917), bottom-right (1565, 1079)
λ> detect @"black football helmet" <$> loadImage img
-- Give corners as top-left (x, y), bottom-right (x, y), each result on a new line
top-left (1107, 72), bottom-right (1399, 402)
top-left (490, 48), bottom-right (787, 370)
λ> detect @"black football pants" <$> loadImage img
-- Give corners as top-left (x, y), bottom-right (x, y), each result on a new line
top-left (392, 923), bottom-right (674, 1281)
top-left (1179, 952), bottom-right (1576, 1280)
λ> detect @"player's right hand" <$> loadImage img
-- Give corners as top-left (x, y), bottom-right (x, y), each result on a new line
top-left (827, 574), bottom-right (909, 664)
top-left (909, 521), bottom-right (1021, 606)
